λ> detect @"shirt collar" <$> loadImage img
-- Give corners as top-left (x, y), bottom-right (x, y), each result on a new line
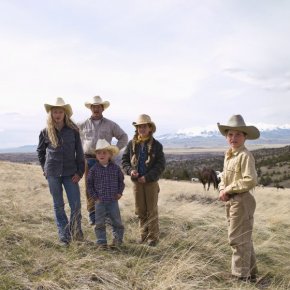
top-left (226, 144), bottom-right (245, 159)
top-left (90, 116), bottom-right (104, 121)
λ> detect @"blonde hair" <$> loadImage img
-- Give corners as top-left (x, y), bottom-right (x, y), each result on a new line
top-left (46, 110), bottom-right (78, 148)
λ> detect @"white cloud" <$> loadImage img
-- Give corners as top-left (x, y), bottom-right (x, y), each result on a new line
top-left (1, 0), bottom-right (290, 148)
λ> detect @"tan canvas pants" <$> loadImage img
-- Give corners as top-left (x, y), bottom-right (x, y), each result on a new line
top-left (226, 192), bottom-right (258, 278)
top-left (133, 181), bottom-right (160, 242)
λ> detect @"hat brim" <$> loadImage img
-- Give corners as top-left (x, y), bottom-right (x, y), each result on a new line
top-left (44, 104), bottom-right (73, 118)
top-left (132, 121), bottom-right (156, 133)
top-left (95, 145), bottom-right (119, 156)
top-left (217, 124), bottom-right (260, 140)
top-left (85, 101), bottom-right (110, 110)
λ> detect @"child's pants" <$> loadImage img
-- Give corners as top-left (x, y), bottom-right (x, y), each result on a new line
top-left (133, 181), bottom-right (160, 242)
top-left (94, 200), bottom-right (124, 245)
top-left (226, 192), bottom-right (258, 278)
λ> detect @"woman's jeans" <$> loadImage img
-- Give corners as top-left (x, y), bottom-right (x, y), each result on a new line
top-left (47, 176), bottom-right (83, 242)
top-left (95, 200), bottom-right (124, 245)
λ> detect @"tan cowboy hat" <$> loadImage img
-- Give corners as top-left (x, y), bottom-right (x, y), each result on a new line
top-left (95, 139), bottom-right (119, 156)
top-left (217, 114), bottom-right (260, 140)
top-left (44, 97), bottom-right (73, 117)
top-left (84, 96), bottom-right (110, 110)
top-left (132, 114), bottom-right (156, 133)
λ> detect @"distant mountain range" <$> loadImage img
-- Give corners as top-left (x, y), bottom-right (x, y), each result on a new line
top-left (0, 127), bottom-right (290, 153)
top-left (158, 127), bottom-right (290, 148)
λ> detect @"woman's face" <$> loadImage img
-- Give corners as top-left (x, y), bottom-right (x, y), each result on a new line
top-left (226, 129), bottom-right (246, 149)
top-left (137, 123), bottom-right (151, 138)
top-left (51, 107), bottom-right (65, 124)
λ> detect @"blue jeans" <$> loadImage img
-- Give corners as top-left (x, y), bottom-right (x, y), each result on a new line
top-left (95, 200), bottom-right (124, 245)
top-left (86, 158), bottom-right (97, 224)
top-left (47, 176), bottom-right (83, 242)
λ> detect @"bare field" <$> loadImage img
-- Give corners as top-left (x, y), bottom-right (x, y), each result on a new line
top-left (0, 161), bottom-right (290, 289)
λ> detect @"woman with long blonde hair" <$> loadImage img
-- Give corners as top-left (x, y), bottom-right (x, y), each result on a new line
top-left (37, 97), bottom-right (85, 246)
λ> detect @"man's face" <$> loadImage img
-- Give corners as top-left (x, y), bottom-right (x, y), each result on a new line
top-left (90, 104), bottom-right (104, 119)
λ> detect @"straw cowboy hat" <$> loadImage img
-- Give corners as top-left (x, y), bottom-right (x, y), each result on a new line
top-left (217, 114), bottom-right (260, 140)
top-left (84, 96), bottom-right (110, 110)
top-left (95, 139), bottom-right (119, 156)
top-left (132, 114), bottom-right (156, 133)
top-left (44, 97), bottom-right (73, 117)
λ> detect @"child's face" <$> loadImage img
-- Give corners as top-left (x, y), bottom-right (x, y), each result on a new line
top-left (137, 123), bottom-right (151, 138)
top-left (96, 149), bottom-right (112, 165)
top-left (226, 130), bottom-right (246, 149)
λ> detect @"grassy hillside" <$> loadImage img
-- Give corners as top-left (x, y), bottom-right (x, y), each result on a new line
top-left (163, 145), bottom-right (290, 188)
top-left (0, 161), bottom-right (290, 289)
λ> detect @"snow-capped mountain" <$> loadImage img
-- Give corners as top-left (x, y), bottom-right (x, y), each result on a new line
top-left (156, 124), bottom-right (290, 148)
top-left (0, 124), bottom-right (289, 153)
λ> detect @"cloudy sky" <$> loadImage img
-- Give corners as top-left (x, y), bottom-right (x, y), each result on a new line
top-left (0, 0), bottom-right (290, 148)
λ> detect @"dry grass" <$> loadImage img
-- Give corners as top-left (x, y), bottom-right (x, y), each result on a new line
top-left (0, 161), bottom-right (290, 290)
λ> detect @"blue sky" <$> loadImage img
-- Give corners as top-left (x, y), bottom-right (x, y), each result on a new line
top-left (0, 0), bottom-right (290, 148)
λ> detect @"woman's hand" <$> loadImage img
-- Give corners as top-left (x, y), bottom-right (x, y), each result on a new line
top-left (72, 174), bottom-right (81, 183)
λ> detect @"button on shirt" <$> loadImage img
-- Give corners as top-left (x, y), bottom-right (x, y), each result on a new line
top-left (218, 145), bottom-right (257, 194)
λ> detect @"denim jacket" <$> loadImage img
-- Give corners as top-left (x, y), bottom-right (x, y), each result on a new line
top-left (37, 126), bottom-right (85, 178)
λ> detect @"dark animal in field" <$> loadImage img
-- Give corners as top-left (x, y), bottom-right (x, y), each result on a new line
top-left (276, 185), bottom-right (285, 190)
top-left (198, 167), bottom-right (219, 191)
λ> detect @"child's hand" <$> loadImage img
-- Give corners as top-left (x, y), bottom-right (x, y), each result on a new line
top-left (138, 176), bottom-right (146, 183)
top-left (131, 170), bottom-right (139, 178)
top-left (115, 194), bottom-right (122, 200)
top-left (219, 190), bottom-right (230, 202)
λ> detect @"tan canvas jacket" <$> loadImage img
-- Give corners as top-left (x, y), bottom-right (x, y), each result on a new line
top-left (218, 145), bottom-right (257, 194)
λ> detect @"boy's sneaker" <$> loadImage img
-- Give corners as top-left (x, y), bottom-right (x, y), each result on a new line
top-left (59, 240), bottom-right (70, 247)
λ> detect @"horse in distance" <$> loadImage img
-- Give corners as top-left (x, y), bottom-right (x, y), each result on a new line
top-left (198, 167), bottom-right (220, 191)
